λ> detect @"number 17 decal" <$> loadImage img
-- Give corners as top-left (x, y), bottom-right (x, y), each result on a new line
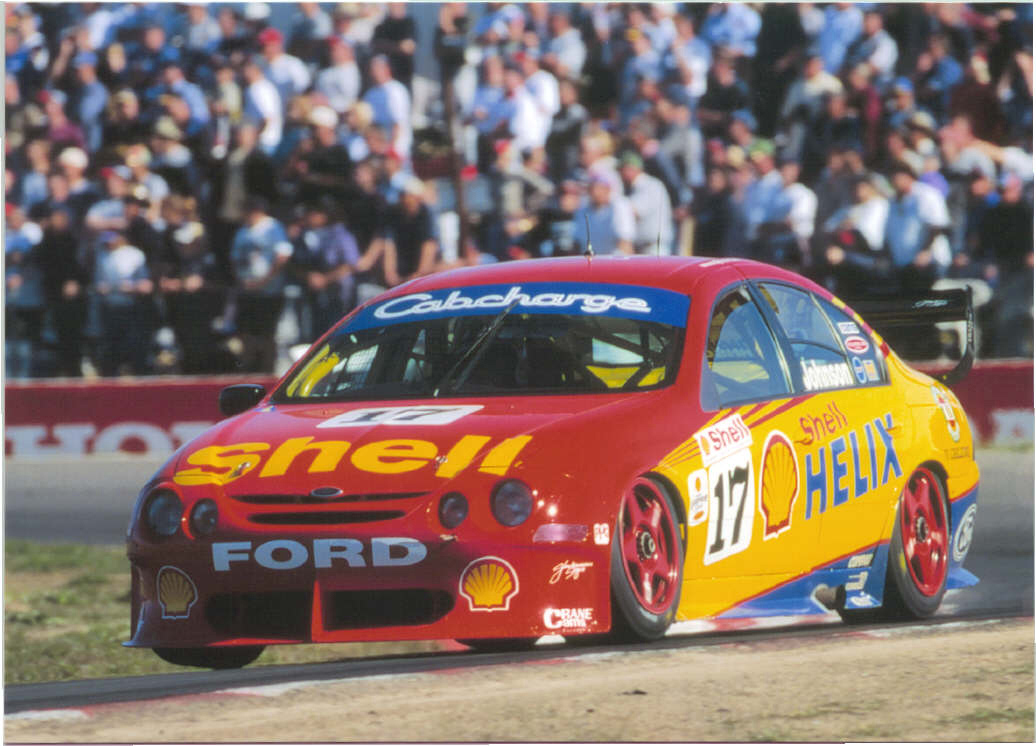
top-left (704, 449), bottom-right (755, 565)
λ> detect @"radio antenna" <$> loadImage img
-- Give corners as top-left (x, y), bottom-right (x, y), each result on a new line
top-left (583, 212), bottom-right (594, 259)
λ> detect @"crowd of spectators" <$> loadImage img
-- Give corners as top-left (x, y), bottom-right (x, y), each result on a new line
top-left (5, 2), bottom-right (1034, 378)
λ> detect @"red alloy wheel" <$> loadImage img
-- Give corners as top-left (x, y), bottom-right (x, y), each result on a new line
top-left (899, 468), bottom-right (949, 597)
top-left (619, 477), bottom-right (680, 615)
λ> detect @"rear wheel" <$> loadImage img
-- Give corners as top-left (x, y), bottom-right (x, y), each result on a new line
top-left (840, 467), bottom-right (949, 623)
top-left (153, 645), bottom-right (265, 669)
top-left (609, 477), bottom-right (683, 641)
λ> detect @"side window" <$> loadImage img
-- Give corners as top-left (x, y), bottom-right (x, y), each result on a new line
top-left (703, 287), bottom-right (792, 408)
top-left (817, 297), bottom-right (888, 386)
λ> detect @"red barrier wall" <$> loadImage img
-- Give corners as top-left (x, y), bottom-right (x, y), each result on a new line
top-left (4, 377), bottom-right (278, 457)
top-left (4, 362), bottom-right (1032, 457)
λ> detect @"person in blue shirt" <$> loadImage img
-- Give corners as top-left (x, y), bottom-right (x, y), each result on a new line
top-left (916, 34), bottom-right (963, 124)
top-left (93, 230), bottom-right (154, 376)
top-left (72, 51), bottom-right (108, 154)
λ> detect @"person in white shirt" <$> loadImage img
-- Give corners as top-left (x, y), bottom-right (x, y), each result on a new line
top-left (885, 160), bottom-right (951, 289)
top-left (242, 59), bottom-right (283, 154)
top-left (544, 11), bottom-right (586, 79)
top-left (619, 151), bottom-right (674, 254)
top-left (362, 54), bottom-right (412, 156)
top-left (518, 50), bottom-right (559, 149)
top-left (315, 37), bottom-right (360, 114)
top-left (257, 27), bottom-right (311, 110)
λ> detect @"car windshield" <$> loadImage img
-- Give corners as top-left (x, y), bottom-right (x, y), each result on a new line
top-left (275, 282), bottom-right (689, 401)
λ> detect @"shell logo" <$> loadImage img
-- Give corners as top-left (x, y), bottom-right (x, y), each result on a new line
top-left (459, 556), bottom-right (519, 612)
top-left (759, 431), bottom-right (800, 539)
top-left (157, 566), bottom-right (198, 620)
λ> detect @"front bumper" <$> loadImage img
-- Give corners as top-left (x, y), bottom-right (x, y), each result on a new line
top-left (126, 529), bottom-right (611, 647)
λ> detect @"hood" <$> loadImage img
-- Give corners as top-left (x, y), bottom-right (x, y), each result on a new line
top-left (168, 394), bottom-right (660, 497)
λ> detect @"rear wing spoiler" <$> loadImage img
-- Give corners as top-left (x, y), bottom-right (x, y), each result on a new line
top-left (845, 287), bottom-right (974, 386)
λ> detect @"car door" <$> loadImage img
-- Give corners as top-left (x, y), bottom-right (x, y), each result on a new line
top-left (751, 281), bottom-right (907, 565)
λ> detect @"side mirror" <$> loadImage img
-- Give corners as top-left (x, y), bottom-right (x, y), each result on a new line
top-left (219, 384), bottom-right (266, 417)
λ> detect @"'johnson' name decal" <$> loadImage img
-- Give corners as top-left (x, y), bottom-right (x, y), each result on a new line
top-left (345, 282), bottom-right (690, 330)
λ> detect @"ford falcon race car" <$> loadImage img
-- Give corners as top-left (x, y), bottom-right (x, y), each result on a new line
top-left (126, 256), bottom-right (979, 668)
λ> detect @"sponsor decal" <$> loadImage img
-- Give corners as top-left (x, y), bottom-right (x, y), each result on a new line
top-left (862, 359), bottom-right (879, 382)
top-left (694, 413), bottom-right (753, 467)
top-left (549, 560), bottom-right (594, 584)
top-left (944, 445), bottom-right (970, 460)
top-left (843, 336), bottom-right (870, 354)
top-left (837, 321), bottom-right (860, 335)
top-left (803, 413), bottom-right (901, 519)
top-left (212, 538), bottom-right (427, 571)
top-left (318, 405), bottom-right (483, 428)
top-left (687, 469), bottom-right (709, 526)
top-left (953, 504), bottom-right (977, 562)
top-left (797, 402), bottom-right (848, 446)
top-left (931, 385), bottom-right (961, 442)
top-left (801, 360), bottom-right (854, 391)
top-left (758, 431), bottom-right (799, 540)
top-left (593, 523), bottom-right (611, 546)
top-left (851, 356), bottom-right (868, 384)
top-left (157, 566), bottom-right (198, 620)
top-left (704, 448), bottom-right (755, 565)
top-left (460, 556), bottom-right (519, 611)
top-left (543, 607), bottom-right (594, 631)
top-left (174, 434), bottom-right (531, 485)
top-left (347, 282), bottom-right (691, 331)
top-left (848, 552), bottom-right (874, 569)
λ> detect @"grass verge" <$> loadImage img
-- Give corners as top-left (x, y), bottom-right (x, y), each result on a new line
top-left (4, 539), bottom-right (443, 684)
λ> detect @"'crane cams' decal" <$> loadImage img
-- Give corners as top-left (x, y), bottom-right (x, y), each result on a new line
top-left (691, 414), bottom-right (755, 565)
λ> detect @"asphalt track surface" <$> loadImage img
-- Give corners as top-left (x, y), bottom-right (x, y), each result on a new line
top-left (4, 448), bottom-right (1032, 713)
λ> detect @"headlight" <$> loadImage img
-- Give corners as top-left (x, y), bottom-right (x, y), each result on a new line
top-left (145, 490), bottom-right (183, 537)
top-left (439, 492), bottom-right (469, 529)
top-left (491, 480), bottom-right (533, 527)
top-left (190, 499), bottom-right (219, 536)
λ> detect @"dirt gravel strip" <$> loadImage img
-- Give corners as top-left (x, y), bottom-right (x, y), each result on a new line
top-left (6, 617), bottom-right (1032, 743)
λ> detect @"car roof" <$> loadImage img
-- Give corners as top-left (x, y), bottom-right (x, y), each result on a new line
top-left (388, 256), bottom-right (811, 296)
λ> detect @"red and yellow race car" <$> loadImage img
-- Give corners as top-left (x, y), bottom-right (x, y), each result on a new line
top-left (126, 256), bottom-right (979, 668)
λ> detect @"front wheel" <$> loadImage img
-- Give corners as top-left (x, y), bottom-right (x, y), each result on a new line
top-left (609, 477), bottom-right (684, 641)
top-left (153, 645), bottom-right (265, 669)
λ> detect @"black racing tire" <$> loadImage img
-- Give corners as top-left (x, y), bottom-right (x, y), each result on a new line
top-left (609, 476), bottom-right (684, 641)
top-left (840, 467), bottom-right (949, 624)
top-left (456, 637), bottom-right (538, 652)
top-left (153, 645), bottom-right (265, 669)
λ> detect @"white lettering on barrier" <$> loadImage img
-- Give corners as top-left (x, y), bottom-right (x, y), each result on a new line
top-left (92, 422), bottom-right (174, 454)
top-left (5, 421), bottom-right (217, 457)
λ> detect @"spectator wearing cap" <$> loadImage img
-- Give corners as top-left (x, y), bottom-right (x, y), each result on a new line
top-left (815, 3), bottom-right (863, 75)
top-left (741, 139), bottom-right (785, 245)
top-left (316, 37), bottom-right (361, 114)
top-left (5, 204), bottom-right (45, 377)
top-left (544, 11), bottom-right (586, 80)
top-left (779, 50), bottom-right (843, 161)
top-left (381, 178), bottom-right (439, 287)
top-left (619, 150), bottom-right (674, 255)
top-left (884, 161), bottom-right (952, 293)
top-left (260, 27), bottom-right (312, 107)
top-left (571, 175), bottom-right (635, 256)
top-left (242, 58), bottom-right (284, 154)
top-left (372, 3), bottom-right (417, 90)
top-left (93, 230), bottom-right (154, 376)
top-left (291, 197), bottom-right (364, 339)
top-left (843, 10), bottom-right (897, 84)
top-left (156, 211), bottom-right (227, 374)
top-left (228, 196), bottom-right (294, 372)
top-left (362, 54), bottom-right (412, 157)
top-left (71, 51), bottom-right (108, 154)
top-left (296, 105), bottom-right (353, 206)
top-left (37, 206), bottom-right (88, 377)
top-left (700, 3), bottom-right (761, 58)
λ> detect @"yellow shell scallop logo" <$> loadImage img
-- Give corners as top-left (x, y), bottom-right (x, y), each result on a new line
top-left (459, 557), bottom-right (519, 611)
top-left (759, 431), bottom-right (800, 539)
top-left (157, 566), bottom-right (198, 619)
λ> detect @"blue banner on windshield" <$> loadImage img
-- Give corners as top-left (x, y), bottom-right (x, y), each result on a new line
top-left (346, 282), bottom-right (690, 331)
